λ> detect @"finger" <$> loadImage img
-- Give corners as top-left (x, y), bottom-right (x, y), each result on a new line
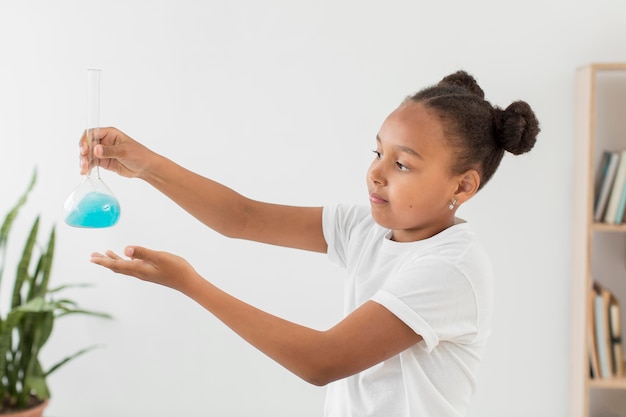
top-left (90, 250), bottom-right (122, 265)
top-left (124, 245), bottom-right (157, 262)
top-left (78, 130), bottom-right (89, 151)
top-left (80, 155), bottom-right (89, 175)
top-left (93, 143), bottom-right (105, 158)
top-left (104, 249), bottom-right (124, 260)
top-left (91, 251), bottom-right (144, 276)
top-left (79, 131), bottom-right (90, 175)
top-left (90, 252), bottom-right (117, 268)
top-left (94, 142), bottom-right (130, 161)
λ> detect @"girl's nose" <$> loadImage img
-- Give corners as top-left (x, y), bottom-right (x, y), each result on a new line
top-left (367, 162), bottom-right (386, 186)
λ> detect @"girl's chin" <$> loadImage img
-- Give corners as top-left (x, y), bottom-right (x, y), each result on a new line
top-left (369, 210), bottom-right (394, 229)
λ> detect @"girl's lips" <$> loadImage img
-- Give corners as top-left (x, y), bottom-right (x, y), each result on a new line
top-left (369, 193), bottom-right (388, 204)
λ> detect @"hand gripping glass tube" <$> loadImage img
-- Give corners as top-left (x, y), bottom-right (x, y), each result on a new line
top-left (63, 69), bottom-right (121, 228)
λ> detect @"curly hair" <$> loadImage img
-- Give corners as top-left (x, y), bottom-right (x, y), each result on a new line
top-left (409, 71), bottom-right (540, 190)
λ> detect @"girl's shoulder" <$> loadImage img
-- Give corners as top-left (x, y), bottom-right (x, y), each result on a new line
top-left (324, 204), bottom-right (379, 235)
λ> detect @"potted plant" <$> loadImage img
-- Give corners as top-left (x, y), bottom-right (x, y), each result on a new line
top-left (0, 170), bottom-right (110, 416)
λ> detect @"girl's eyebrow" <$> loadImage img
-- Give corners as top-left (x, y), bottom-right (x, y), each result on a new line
top-left (376, 135), bottom-right (423, 159)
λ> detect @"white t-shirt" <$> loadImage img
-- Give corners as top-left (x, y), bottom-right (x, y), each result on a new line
top-left (322, 204), bottom-right (493, 417)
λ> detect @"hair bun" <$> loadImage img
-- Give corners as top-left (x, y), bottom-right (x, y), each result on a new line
top-left (494, 101), bottom-right (540, 155)
top-left (438, 70), bottom-right (485, 99)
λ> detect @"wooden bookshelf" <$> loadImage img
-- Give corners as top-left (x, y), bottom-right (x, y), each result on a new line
top-left (571, 63), bottom-right (626, 417)
top-left (589, 377), bottom-right (626, 390)
top-left (592, 223), bottom-right (626, 232)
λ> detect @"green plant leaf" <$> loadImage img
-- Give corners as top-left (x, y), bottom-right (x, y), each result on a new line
top-left (15, 296), bottom-right (56, 313)
top-left (0, 168), bottom-right (36, 287)
top-left (57, 308), bottom-right (113, 320)
top-left (11, 217), bottom-right (40, 309)
top-left (21, 359), bottom-right (49, 405)
top-left (44, 345), bottom-right (103, 377)
top-left (32, 227), bottom-right (55, 300)
top-left (49, 283), bottom-right (95, 293)
top-left (24, 375), bottom-right (50, 402)
top-left (35, 311), bottom-right (54, 353)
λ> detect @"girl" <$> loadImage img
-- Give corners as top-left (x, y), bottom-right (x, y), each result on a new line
top-left (85, 70), bottom-right (539, 417)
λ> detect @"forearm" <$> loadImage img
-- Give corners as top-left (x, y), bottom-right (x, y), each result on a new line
top-left (181, 274), bottom-right (336, 386)
top-left (139, 153), bottom-right (250, 238)
top-left (138, 153), bottom-right (327, 252)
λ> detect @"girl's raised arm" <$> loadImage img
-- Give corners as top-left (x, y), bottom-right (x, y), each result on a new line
top-left (80, 127), bottom-right (327, 253)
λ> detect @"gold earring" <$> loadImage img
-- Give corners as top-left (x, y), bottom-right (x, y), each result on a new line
top-left (448, 198), bottom-right (458, 210)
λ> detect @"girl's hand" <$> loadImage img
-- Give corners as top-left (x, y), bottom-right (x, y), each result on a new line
top-left (79, 127), bottom-right (157, 179)
top-left (90, 246), bottom-right (201, 293)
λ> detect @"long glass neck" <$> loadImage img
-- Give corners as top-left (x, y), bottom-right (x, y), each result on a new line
top-left (86, 69), bottom-right (101, 179)
top-left (86, 127), bottom-right (101, 179)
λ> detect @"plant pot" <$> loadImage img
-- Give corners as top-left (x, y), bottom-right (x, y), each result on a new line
top-left (0, 400), bottom-right (48, 417)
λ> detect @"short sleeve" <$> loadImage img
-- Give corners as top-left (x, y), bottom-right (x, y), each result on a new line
top-left (371, 257), bottom-right (479, 352)
top-left (322, 204), bottom-right (371, 269)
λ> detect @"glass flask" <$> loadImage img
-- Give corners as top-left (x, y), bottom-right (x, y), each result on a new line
top-left (63, 69), bottom-right (120, 228)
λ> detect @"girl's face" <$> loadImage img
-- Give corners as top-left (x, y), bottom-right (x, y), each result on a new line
top-left (367, 101), bottom-right (472, 242)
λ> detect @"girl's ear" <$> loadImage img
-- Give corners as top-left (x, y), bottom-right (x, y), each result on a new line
top-left (454, 169), bottom-right (480, 204)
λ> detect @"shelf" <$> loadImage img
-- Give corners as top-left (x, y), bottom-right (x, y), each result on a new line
top-left (589, 62), bottom-right (626, 72)
top-left (592, 222), bottom-right (626, 232)
top-left (589, 377), bottom-right (626, 390)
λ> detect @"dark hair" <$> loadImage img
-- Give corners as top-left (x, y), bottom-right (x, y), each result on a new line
top-left (409, 70), bottom-right (540, 190)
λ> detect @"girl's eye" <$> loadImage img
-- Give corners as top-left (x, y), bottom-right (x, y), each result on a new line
top-left (396, 161), bottom-right (409, 171)
top-left (372, 149), bottom-right (382, 159)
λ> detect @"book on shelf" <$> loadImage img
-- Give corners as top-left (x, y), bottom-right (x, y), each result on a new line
top-left (604, 149), bottom-right (626, 223)
top-left (589, 282), bottom-right (624, 379)
top-left (594, 284), bottom-right (612, 378)
top-left (588, 286), bottom-right (600, 378)
top-left (613, 177), bottom-right (626, 224)
top-left (594, 151), bottom-right (620, 222)
top-left (594, 151), bottom-right (611, 206)
top-left (609, 293), bottom-right (624, 377)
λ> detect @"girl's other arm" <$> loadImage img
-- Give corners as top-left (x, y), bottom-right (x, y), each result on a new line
top-left (91, 246), bottom-right (420, 385)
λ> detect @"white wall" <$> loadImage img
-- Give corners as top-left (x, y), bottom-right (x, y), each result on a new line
top-left (1, 1), bottom-right (625, 416)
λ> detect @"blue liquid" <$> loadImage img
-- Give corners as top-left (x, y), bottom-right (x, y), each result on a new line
top-left (65, 191), bottom-right (120, 228)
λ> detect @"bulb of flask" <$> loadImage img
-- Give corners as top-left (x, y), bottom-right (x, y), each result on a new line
top-left (63, 174), bottom-right (120, 228)
top-left (63, 69), bottom-right (120, 228)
